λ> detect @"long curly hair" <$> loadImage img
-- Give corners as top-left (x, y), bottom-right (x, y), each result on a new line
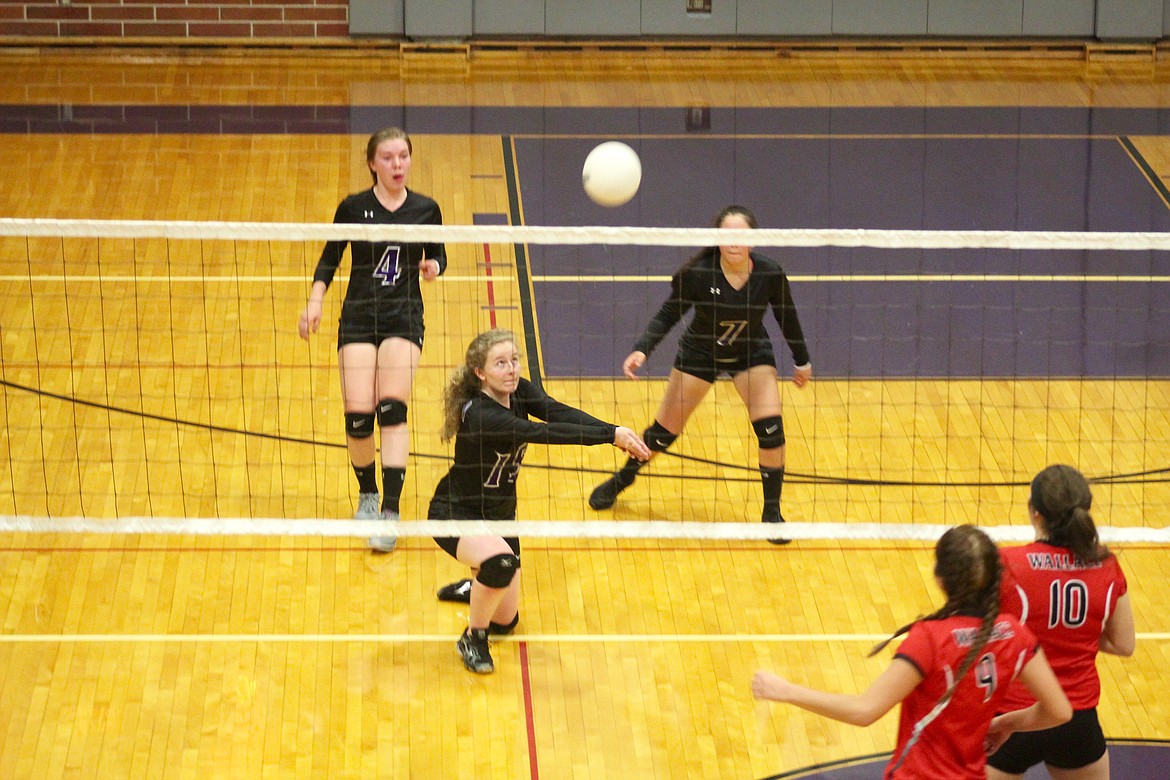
top-left (440, 329), bottom-right (517, 442)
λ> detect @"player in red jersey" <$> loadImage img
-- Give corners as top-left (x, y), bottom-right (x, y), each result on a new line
top-left (752, 525), bottom-right (1071, 780)
top-left (987, 464), bottom-right (1136, 780)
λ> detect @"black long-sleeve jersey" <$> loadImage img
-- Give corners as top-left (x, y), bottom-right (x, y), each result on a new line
top-left (633, 248), bottom-right (811, 367)
top-left (312, 188), bottom-right (447, 324)
top-left (431, 378), bottom-right (617, 521)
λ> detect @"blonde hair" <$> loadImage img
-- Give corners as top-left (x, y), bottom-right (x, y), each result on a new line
top-left (441, 329), bottom-right (517, 441)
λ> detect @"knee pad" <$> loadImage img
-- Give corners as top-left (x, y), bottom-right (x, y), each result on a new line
top-left (476, 553), bottom-right (520, 588)
top-left (644, 420), bottom-right (678, 453)
top-left (752, 415), bottom-right (785, 449)
top-left (376, 398), bottom-right (408, 427)
top-left (345, 412), bottom-right (376, 439)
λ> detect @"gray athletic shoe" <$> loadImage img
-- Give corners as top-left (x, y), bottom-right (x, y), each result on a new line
top-left (457, 627), bottom-right (494, 674)
top-left (368, 508), bottom-right (399, 553)
top-left (354, 492), bottom-right (380, 520)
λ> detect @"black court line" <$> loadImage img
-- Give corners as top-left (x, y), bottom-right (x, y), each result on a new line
top-left (501, 133), bottom-right (544, 390)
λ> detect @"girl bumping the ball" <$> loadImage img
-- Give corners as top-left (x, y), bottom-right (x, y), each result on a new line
top-left (431, 329), bottom-right (650, 674)
top-left (588, 204), bottom-right (810, 542)
top-left (753, 525), bottom-right (1072, 780)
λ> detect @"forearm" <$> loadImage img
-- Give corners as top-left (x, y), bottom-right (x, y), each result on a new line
top-left (778, 685), bottom-right (879, 727)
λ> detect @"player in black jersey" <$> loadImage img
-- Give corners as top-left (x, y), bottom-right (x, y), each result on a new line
top-left (297, 128), bottom-right (446, 553)
top-left (588, 205), bottom-right (812, 543)
top-left (431, 329), bottom-right (649, 673)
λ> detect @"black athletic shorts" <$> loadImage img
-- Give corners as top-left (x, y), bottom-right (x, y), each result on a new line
top-left (987, 707), bottom-right (1107, 773)
top-left (673, 338), bottom-right (776, 384)
top-left (336, 307), bottom-right (424, 351)
top-left (428, 496), bottom-right (521, 559)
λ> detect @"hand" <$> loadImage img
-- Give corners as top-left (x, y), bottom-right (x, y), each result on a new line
top-left (614, 426), bottom-right (651, 461)
top-left (298, 300), bottom-right (322, 341)
top-left (984, 714), bottom-right (1013, 756)
top-left (419, 258), bottom-right (440, 281)
top-left (622, 351), bottom-right (647, 380)
top-left (751, 671), bottom-right (792, 703)
top-left (792, 363), bottom-right (812, 388)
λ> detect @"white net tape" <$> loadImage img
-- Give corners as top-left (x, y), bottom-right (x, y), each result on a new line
top-left (0, 517), bottom-right (1166, 544)
top-left (5, 217), bottom-right (1170, 250)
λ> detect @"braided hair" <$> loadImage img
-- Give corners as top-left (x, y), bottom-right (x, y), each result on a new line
top-left (1030, 464), bottom-right (1109, 566)
top-left (871, 525), bottom-right (1003, 775)
top-left (440, 329), bottom-right (517, 442)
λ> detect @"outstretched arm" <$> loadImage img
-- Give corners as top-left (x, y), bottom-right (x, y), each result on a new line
top-left (752, 658), bottom-right (921, 727)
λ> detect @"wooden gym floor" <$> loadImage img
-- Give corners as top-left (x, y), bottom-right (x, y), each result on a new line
top-left (0, 45), bottom-right (1167, 778)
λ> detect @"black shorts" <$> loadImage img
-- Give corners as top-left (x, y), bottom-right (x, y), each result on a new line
top-left (673, 339), bottom-right (776, 384)
top-left (987, 708), bottom-right (1107, 773)
top-left (428, 496), bottom-right (521, 559)
top-left (336, 307), bottom-right (424, 350)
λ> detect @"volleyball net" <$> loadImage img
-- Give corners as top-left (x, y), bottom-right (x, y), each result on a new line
top-left (0, 218), bottom-right (1167, 542)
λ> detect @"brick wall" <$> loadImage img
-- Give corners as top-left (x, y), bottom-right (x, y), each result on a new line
top-left (0, 0), bottom-right (350, 39)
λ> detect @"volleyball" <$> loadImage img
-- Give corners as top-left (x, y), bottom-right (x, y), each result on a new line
top-left (582, 141), bottom-right (642, 207)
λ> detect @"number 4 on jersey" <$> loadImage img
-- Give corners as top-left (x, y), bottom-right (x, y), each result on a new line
top-left (374, 245), bottom-right (403, 286)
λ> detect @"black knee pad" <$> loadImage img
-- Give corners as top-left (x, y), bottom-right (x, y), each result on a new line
top-left (752, 415), bottom-right (785, 449)
top-left (345, 412), bottom-right (376, 439)
top-left (644, 420), bottom-right (678, 453)
top-left (376, 398), bottom-right (408, 427)
top-left (476, 553), bottom-right (520, 588)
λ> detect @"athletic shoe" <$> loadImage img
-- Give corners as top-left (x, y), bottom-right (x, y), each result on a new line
top-left (489, 613), bottom-right (519, 636)
top-left (457, 628), bottom-right (494, 674)
top-left (368, 509), bottom-right (399, 553)
top-left (762, 508), bottom-right (792, 545)
top-left (588, 474), bottom-right (631, 510)
top-left (354, 492), bottom-right (380, 520)
top-left (437, 578), bottom-right (473, 603)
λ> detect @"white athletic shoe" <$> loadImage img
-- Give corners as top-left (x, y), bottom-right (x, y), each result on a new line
top-left (368, 509), bottom-right (399, 553)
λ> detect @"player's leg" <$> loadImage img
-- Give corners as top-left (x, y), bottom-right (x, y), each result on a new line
top-left (732, 364), bottom-right (790, 543)
top-left (368, 336), bottom-right (421, 552)
top-left (589, 368), bottom-right (712, 510)
top-left (1046, 754), bottom-right (1109, 780)
top-left (338, 342), bottom-right (380, 520)
top-left (455, 535), bottom-right (521, 673)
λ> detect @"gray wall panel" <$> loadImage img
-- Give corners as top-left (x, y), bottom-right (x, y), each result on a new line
top-left (406, 0), bottom-right (472, 37)
top-left (833, 0), bottom-right (929, 35)
top-left (474, 0), bottom-right (545, 34)
top-left (1096, 0), bottom-right (1161, 39)
top-left (1023, 0), bottom-right (1094, 36)
top-left (929, 1), bottom-right (1022, 35)
top-left (738, 0), bottom-right (831, 35)
top-left (546, 0), bottom-right (640, 35)
top-left (350, 0), bottom-right (404, 35)
top-left (641, 0), bottom-right (736, 35)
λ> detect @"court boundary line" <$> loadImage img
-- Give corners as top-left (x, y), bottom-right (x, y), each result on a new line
top-left (0, 632), bottom-right (1165, 644)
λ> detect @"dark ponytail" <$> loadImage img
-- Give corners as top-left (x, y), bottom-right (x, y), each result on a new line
top-left (1030, 464), bottom-right (1109, 565)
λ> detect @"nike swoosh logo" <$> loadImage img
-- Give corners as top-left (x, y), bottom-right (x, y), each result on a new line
top-left (654, 439), bottom-right (669, 447)
top-left (351, 420), bottom-right (363, 428)
top-left (765, 425), bottom-right (778, 434)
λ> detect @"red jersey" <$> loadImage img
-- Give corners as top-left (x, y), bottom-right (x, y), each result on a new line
top-left (999, 542), bottom-right (1128, 710)
top-left (886, 614), bottom-right (1038, 780)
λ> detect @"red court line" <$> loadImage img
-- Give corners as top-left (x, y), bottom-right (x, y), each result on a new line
top-left (520, 641), bottom-right (541, 780)
top-left (483, 243), bottom-right (497, 328)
